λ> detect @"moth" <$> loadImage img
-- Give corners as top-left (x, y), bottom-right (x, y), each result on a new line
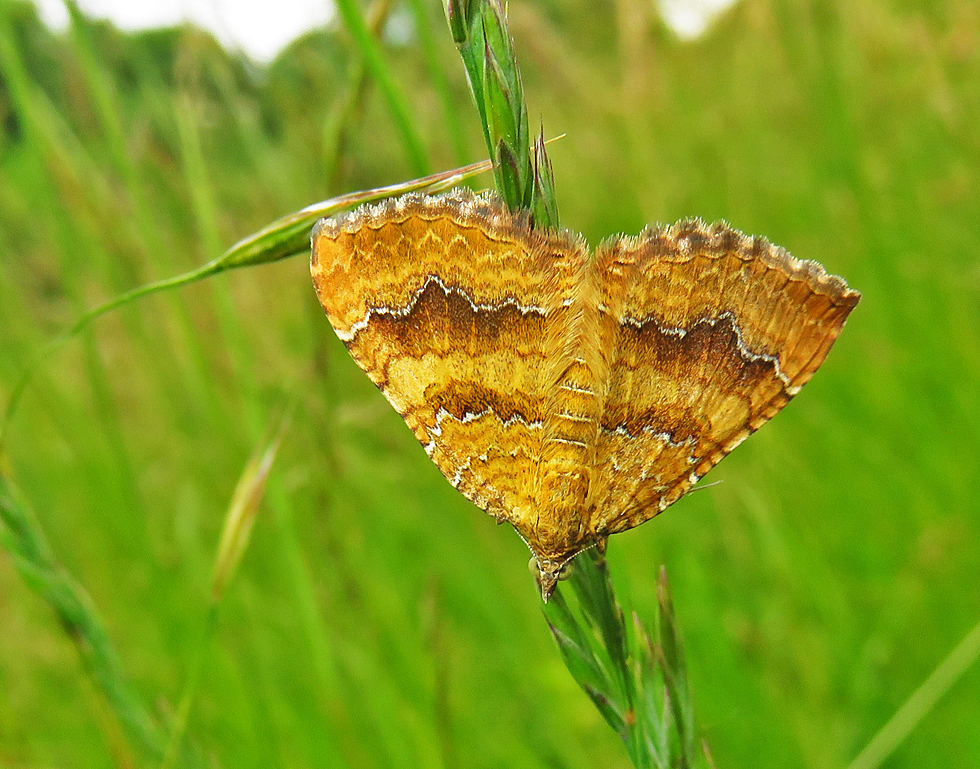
top-left (311, 189), bottom-right (859, 600)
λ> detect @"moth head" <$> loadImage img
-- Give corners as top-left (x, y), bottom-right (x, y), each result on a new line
top-left (528, 554), bottom-right (575, 602)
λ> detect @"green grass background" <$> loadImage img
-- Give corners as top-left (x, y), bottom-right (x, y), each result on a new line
top-left (1, 0), bottom-right (979, 766)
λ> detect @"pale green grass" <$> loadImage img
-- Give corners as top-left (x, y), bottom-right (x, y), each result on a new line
top-left (1, 0), bottom-right (979, 767)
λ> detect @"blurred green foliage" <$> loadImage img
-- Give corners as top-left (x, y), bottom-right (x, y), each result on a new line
top-left (1, 0), bottom-right (978, 767)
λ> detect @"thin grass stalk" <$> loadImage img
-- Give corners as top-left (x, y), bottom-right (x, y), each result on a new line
top-left (201, 40), bottom-right (296, 205)
top-left (322, 59), bottom-right (370, 192)
top-left (0, 28), bottom-right (148, 516)
top-left (332, 0), bottom-right (430, 176)
top-left (57, 6), bottom-right (200, 525)
top-left (0, 9), bottom-right (112, 228)
top-left (405, 0), bottom-right (469, 166)
top-left (0, 3), bottom-right (152, 537)
top-left (61, 0), bottom-right (222, 421)
top-left (63, 0), bottom-right (155, 247)
top-left (172, 83), bottom-right (262, 441)
top-left (322, 0), bottom-right (397, 196)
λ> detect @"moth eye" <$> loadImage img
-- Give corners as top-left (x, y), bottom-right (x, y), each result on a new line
top-left (528, 556), bottom-right (540, 577)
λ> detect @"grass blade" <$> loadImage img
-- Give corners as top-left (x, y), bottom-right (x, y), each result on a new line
top-left (847, 618), bottom-right (980, 769)
top-left (543, 553), bottom-right (710, 769)
top-left (0, 472), bottom-right (195, 765)
top-left (160, 407), bottom-right (292, 769)
top-left (444, 0), bottom-right (558, 226)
